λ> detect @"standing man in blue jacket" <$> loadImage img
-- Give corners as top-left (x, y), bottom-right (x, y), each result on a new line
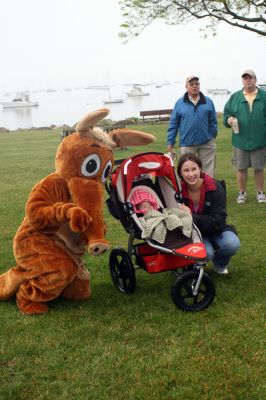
top-left (167, 76), bottom-right (218, 177)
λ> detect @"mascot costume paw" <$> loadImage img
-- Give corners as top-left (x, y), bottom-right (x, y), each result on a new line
top-left (0, 108), bottom-right (155, 315)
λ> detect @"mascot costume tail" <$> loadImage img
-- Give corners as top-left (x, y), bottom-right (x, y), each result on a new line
top-left (0, 108), bottom-right (155, 315)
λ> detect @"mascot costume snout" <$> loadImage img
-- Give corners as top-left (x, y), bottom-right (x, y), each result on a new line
top-left (0, 108), bottom-right (155, 315)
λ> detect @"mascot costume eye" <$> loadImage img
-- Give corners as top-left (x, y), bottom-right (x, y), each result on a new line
top-left (0, 108), bottom-right (155, 315)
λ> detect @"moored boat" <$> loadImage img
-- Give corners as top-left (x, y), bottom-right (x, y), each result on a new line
top-left (103, 72), bottom-right (124, 104)
top-left (1, 92), bottom-right (39, 108)
top-left (258, 83), bottom-right (266, 90)
top-left (126, 85), bottom-right (150, 97)
top-left (85, 85), bottom-right (109, 90)
top-left (207, 88), bottom-right (231, 95)
top-left (103, 97), bottom-right (124, 104)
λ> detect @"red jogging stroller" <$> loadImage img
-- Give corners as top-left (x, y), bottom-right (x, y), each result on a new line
top-left (105, 152), bottom-right (215, 311)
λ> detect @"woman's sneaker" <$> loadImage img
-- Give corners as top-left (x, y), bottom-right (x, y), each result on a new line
top-left (215, 266), bottom-right (229, 275)
top-left (257, 191), bottom-right (266, 203)
top-left (237, 192), bottom-right (247, 204)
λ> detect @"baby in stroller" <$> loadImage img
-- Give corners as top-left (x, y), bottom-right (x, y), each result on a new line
top-left (130, 188), bottom-right (193, 244)
top-left (106, 151), bottom-right (215, 311)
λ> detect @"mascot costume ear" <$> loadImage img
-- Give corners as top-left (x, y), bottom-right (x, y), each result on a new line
top-left (0, 108), bottom-right (155, 315)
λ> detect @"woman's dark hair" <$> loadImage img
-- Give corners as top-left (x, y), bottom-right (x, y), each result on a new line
top-left (177, 153), bottom-right (202, 178)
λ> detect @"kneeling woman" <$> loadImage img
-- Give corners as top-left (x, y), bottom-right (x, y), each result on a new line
top-left (177, 153), bottom-right (240, 275)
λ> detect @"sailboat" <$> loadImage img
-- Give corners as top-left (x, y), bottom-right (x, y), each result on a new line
top-left (103, 94), bottom-right (124, 104)
top-left (103, 72), bottom-right (124, 104)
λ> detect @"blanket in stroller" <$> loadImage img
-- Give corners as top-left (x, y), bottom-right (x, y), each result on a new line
top-left (138, 208), bottom-right (193, 244)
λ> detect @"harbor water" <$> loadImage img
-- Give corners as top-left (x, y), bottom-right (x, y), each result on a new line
top-left (0, 82), bottom-right (235, 131)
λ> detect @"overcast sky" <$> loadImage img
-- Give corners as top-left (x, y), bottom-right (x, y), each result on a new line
top-left (1, 0), bottom-right (266, 92)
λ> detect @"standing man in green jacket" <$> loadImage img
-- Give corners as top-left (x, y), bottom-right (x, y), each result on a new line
top-left (224, 69), bottom-right (266, 204)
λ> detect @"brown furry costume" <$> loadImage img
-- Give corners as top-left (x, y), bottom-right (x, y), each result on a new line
top-left (0, 109), bottom-right (155, 315)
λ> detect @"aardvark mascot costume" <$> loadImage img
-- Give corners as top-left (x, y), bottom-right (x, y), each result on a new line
top-left (0, 108), bottom-right (155, 315)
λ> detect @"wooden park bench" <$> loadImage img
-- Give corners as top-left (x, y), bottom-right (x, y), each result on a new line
top-left (139, 109), bottom-right (173, 122)
top-left (60, 124), bottom-right (125, 141)
top-left (60, 129), bottom-right (75, 140)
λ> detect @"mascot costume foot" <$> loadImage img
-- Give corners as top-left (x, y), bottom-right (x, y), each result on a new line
top-left (0, 108), bottom-right (155, 315)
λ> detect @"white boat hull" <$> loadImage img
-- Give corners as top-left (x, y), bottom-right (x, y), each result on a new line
top-left (126, 92), bottom-right (149, 97)
top-left (103, 98), bottom-right (124, 104)
top-left (1, 101), bottom-right (39, 108)
top-left (126, 85), bottom-right (150, 97)
top-left (207, 89), bottom-right (231, 95)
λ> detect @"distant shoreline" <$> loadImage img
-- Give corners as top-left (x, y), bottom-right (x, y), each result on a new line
top-left (0, 112), bottom-right (224, 133)
top-left (0, 116), bottom-right (139, 132)
top-left (0, 124), bottom-right (73, 133)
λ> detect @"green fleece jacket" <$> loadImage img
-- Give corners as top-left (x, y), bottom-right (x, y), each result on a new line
top-left (223, 88), bottom-right (266, 150)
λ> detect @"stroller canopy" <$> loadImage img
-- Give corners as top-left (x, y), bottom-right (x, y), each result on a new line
top-left (111, 152), bottom-right (180, 203)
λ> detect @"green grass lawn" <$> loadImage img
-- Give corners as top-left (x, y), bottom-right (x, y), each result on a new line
top-left (0, 121), bottom-right (265, 400)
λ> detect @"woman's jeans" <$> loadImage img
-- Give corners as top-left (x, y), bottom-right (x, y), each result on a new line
top-left (202, 230), bottom-right (240, 269)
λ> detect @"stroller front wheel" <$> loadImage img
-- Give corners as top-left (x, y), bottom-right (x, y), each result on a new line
top-left (171, 270), bottom-right (215, 311)
top-left (109, 248), bottom-right (136, 294)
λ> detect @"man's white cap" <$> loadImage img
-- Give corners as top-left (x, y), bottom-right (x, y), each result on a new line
top-left (241, 69), bottom-right (256, 78)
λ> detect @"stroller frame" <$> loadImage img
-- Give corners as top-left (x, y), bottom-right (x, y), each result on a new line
top-left (106, 152), bottom-right (215, 311)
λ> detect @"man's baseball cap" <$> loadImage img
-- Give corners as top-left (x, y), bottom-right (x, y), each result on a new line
top-left (241, 69), bottom-right (256, 78)
top-left (185, 75), bottom-right (199, 84)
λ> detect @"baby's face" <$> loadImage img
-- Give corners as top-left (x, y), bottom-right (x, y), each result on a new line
top-left (137, 200), bottom-right (154, 213)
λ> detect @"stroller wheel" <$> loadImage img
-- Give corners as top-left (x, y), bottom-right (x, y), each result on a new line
top-left (171, 270), bottom-right (215, 312)
top-left (109, 248), bottom-right (136, 294)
